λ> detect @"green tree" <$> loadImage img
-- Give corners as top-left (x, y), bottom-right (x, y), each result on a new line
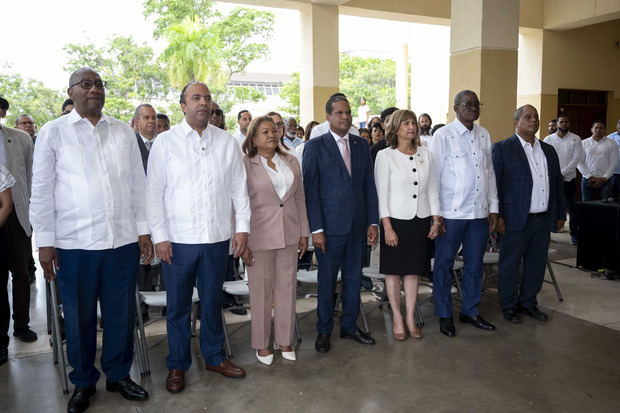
top-left (159, 18), bottom-right (225, 89)
top-left (145, 1), bottom-right (275, 118)
top-left (339, 54), bottom-right (396, 114)
top-left (63, 35), bottom-right (171, 121)
top-left (278, 55), bottom-right (398, 120)
top-left (278, 71), bottom-right (300, 116)
top-left (0, 67), bottom-right (65, 129)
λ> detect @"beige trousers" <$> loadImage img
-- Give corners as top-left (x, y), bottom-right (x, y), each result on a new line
top-left (247, 244), bottom-right (298, 349)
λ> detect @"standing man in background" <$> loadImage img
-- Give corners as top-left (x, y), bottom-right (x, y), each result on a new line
top-left (544, 116), bottom-right (583, 245)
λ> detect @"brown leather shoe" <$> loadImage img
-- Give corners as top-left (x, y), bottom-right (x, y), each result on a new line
top-left (409, 327), bottom-right (424, 339)
top-left (166, 369), bottom-right (185, 393)
top-left (205, 360), bottom-right (246, 378)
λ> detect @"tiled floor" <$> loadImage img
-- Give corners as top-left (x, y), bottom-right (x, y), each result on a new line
top-left (2, 230), bottom-right (620, 412)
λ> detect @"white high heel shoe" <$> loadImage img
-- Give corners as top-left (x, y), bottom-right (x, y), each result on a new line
top-left (281, 349), bottom-right (296, 361)
top-left (256, 350), bottom-right (274, 366)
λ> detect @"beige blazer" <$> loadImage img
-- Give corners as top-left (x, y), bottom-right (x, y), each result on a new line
top-left (243, 152), bottom-right (309, 252)
top-left (2, 126), bottom-right (33, 236)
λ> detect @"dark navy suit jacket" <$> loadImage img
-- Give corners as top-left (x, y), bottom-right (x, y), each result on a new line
top-left (136, 132), bottom-right (150, 174)
top-left (492, 134), bottom-right (566, 232)
top-left (302, 131), bottom-right (379, 237)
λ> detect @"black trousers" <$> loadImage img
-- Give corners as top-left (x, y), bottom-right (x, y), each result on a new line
top-left (0, 222), bottom-right (10, 348)
top-left (563, 179), bottom-right (578, 238)
top-left (6, 209), bottom-right (31, 331)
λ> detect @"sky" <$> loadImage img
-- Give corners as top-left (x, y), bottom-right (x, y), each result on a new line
top-left (1, 0), bottom-right (450, 121)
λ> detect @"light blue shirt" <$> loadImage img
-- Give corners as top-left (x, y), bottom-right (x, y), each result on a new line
top-left (283, 136), bottom-right (303, 149)
top-left (607, 131), bottom-right (620, 175)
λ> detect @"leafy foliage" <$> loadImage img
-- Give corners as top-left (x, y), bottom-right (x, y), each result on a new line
top-left (279, 55), bottom-right (398, 119)
top-left (63, 35), bottom-right (170, 121)
top-left (0, 67), bottom-right (65, 129)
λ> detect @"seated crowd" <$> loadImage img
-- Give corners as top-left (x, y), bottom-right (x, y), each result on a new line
top-left (1, 66), bottom-right (620, 413)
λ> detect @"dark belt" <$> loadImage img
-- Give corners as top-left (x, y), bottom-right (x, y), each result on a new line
top-left (529, 211), bottom-right (548, 217)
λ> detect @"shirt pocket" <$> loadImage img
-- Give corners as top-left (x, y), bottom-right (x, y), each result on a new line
top-left (447, 151), bottom-right (469, 173)
top-left (55, 145), bottom-right (84, 175)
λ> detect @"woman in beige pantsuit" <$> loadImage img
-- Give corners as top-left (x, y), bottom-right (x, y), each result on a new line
top-left (241, 116), bottom-right (309, 366)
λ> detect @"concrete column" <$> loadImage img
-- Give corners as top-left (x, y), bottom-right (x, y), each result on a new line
top-left (396, 43), bottom-right (409, 109)
top-left (449, 0), bottom-right (519, 141)
top-left (299, 4), bottom-right (339, 125)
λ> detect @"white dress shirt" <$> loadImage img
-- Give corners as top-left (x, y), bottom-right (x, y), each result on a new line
top-left (310, 121), bottom-right (359, 139)
top-left (146, 119), bottom-right (250, 245)
top-left (233, 131), bottom-right (246, 148)
top-left (0, 128), bottom-right (6, 166)
top-left (30, 109), bottom-right (149, 249)
top-left (139, 132), bottom-right (156, 149)
top-left (374, 146), bottom-right (439, 220)
top-left (516, 134), bottom-right (549, 213)
top-left (330, 130), bottom-right (351, 155)
top-left (0, 163), bottom-right (15, 192)
top-left (543, 131), bottom-right (583, 181)
top-left (429, 118), bottom-right (499, 219)
top-left (260, 152), bottom-right (294, 199)
top-left (607, 131), bottom-right (620, 175)
top-left (577, 136), bottom-right (619, 179)
top-left (420, 134), bottom-right (433, 147)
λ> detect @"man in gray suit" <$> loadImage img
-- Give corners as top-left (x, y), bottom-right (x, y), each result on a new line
top-left (0, 96), bottom-right (37, 345)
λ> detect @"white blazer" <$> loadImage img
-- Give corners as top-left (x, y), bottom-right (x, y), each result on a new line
top-left (374, 145), bottom-right (440, 220)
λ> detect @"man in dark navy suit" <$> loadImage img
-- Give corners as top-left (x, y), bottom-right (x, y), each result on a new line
top-left (492, 105), bottom-right (565, 323)
top-left (303, 94), bottom-right (379, 353)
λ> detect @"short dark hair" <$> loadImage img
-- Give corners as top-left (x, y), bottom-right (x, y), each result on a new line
top-left (592, 119), bottom-right (606, 128)
top-left (15, 114), bottom-right (34, 126)
top-left (242, 115), bottom-right (286, 158)
top-left (371, 123), bottom-right (385, 135)
top-left (454, 90), bottom-right (476, 106)
top-left (61, 98), bottom-right (73, 111)
top-left (380, 107), bottom-right (398, 123)
top-left (237, 110), bottom-right (249, 120)
top-left (557, 115), bottom-right (569, 121)
top-left (156, 113), bottom-right (169, 121)
top-left (550, 118), bottom-right (557, 123)
top-left (358, 127), bottom-right (370, 136)
top-left (431, 124), bottom-right (445, 135)
top-left (134, 103), bottom-right (155, 119)
top-left (325, 95), bottom-right (349, 114)
top-left (418, 113), bottom-right (432, 124)
top-left (179, 81), bottom-right (207, 104)
top-left (513, 104), bottom-right (537, 121)
top-left (0, 97), bottom-right (9, 110)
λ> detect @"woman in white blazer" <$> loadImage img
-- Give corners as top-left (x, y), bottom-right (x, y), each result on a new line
top-left (374, 109), bottom-right (440, 340)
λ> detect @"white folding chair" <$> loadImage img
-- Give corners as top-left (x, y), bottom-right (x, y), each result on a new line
top-left (134, 287), bottom-right (200, 376)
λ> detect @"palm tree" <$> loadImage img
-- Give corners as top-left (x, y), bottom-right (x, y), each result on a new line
top-left (160, 17), bottom-right (227, 89)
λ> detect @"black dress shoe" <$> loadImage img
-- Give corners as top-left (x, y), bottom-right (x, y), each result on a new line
top-left (67, 386), bottom-right (96, 413)
top-left (0, 348), bottom-right (8, 365)
top-left (106, 377), bottom-right (149, 401)
top-left (339, 328), bottom-right (376, 345)
top-left (502, 307), bottom-right (521, 323)
top-left (517, 304), bottom-right (548, 321)
top-left (459, 314), bottom-right (496, 331)
top-left (439, 317), bottom-right (456, 337)
top-left (315, 334), bottom-right (331, 353)
top-left (13, 327), bottom-right (38, 343)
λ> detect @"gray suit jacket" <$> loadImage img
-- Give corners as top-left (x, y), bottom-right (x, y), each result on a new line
top-left (1, 126), bottom-right (33, 236)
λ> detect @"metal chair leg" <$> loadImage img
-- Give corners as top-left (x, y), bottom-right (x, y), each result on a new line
top-left (546, 261), bottom-right (564, 302)
top-left (359, 299), bottom-right (370, 334)
top-left (221, 309), bottom-right (233, 359)
top-left (49, 279), bottom-right (69, 395)
top-left (415, 301), bottom-right (424, 328)
top-left (452, 270), bottom-right (464, 299)
top-left (134, 290), bottom-right (150, 376)
top-left (46, 282), bottom-right (52, 335)
top-left (294, 314), bottom-right (302, 343)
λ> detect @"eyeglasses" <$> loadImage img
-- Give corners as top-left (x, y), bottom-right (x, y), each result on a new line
top-left (457, 102), bottom-right (483, 110)
top-left (69, 79), bottom-right (107, 90)
top-left (212, 109), bottom-right (223, 116)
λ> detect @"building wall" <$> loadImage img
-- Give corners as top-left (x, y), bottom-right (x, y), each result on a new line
top-left (518, 19), bottom-right (620, 136)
